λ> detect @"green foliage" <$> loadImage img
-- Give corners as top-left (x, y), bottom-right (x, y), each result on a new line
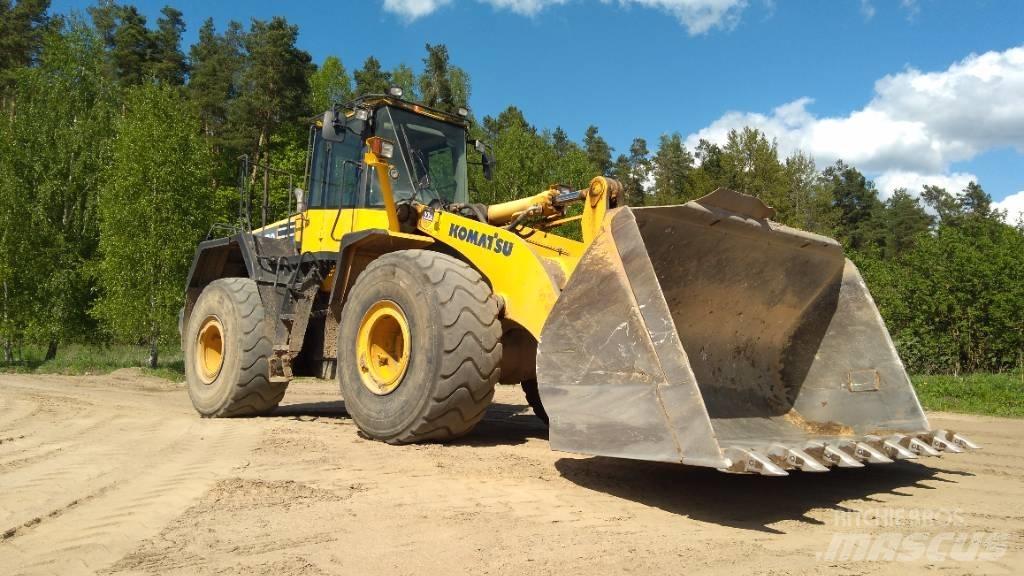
top-left (912, 372), bottom-right (1024, 417)
top-left (857, 217), bottom-right (1024, 374)
top-left (93, 82), bottom-right (213, 365)
top-left (310, 55), bottom-right (353, 113)
top-left (90, 1), bottom-right (187, 87)
top-left (0, 21), bottom-right (116, 353)
top-left (0, 341), bottom-right (183, 379)
top-left (232, 17), bottom-right (313, 161)
top-left (389, 63), bottom-right (416, 102)
top-left (0, 0), bottom-right (57, 96)
top-left (1, 4), bottom-right (1019, 386)
top-left (650, 132), bottom-right (694, 204)
top-left (583, 125), bottom-right (612, 175)
top-left (353, 56), bottom-right (391, 97)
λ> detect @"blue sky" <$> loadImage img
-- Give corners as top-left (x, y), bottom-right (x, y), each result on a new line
top-left (51, 0), bottom-right (1024, 216)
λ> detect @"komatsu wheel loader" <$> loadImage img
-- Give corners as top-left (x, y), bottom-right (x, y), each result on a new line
top-left (181, 91), bottom-right (977, 476)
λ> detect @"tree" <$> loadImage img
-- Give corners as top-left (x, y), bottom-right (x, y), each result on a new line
top-left (551, 127), bottom-right (570, 158)
top-left (783, 151), bottom-right (836, 234)
top-left (448, 65), bottom-right (470, 110)
top-left (822, 160), bottom-right (883, 250)
top-left (0, 0), bottom-right (56, 99)
top-left (309, 55), bottom-right (353, 112)
top-left (188, 19), bottom-right (241, 135)
top-left (231, 17), bottom-right (312, 173)
top-left (109, 4), bottom-right (154, 86)
top-left (718, 127), bottom-right (790, 215)
top-left (860, 217), bottom-right (1024, 374)
top-left (389, 63), bottom-right (416, 102)
top-left (583, 125), bottom-right (612, 175)
top-left (614, 137), bottom-right (650, 206)
top-left (920, 184), bottom-right (962, 227)
top-left (353, 56), bottom-right (391, 97)
top-left (419, 43), bottom-right (451, 109)
top-left (0, 22), bottom-right (116, 359)
top-left (94, 83), bottom-right (214, 367)
top-left (960, 181), bottom-right (995, 220)
top-left (150, 6), bottom-right (186, 85)
top-left (651, 132), bottom-right (693, 204)
top-left (881, 188), bottom-right (932, 259)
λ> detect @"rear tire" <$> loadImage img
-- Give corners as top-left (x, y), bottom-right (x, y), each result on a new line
top-left (185, 278), bottom-right (286, 417)
top-left (338, 250), bottom-right (502, 443)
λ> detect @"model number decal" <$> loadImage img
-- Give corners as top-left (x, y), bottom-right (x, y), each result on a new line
top-left (448, 223), bottom-right (513, 256)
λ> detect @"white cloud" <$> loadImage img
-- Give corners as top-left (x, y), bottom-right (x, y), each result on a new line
top-left (383, 0), bottom-right (452, 21)
top-left (481, 0), bottom-right (568, 16)
top-left (610, 0), bottom-right (748, 34)
top-left (382, 0), bottom-right (748, 33)
top-left (873, 171), bottom-right (978, 200)
top-left (685, 45), bottom-right (1024, 198)
top-left (994, 191), bottom-right (1024, 224)
top-left (860, 0), bottom-right (875, 21)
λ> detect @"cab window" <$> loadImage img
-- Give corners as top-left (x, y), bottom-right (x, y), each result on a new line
top-left (308, 131), bottom-right (362, 209)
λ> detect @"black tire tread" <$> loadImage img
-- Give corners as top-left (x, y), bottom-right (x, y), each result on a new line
top-left (359, 250), bottom-right (501, 443)
top-left (199, 277), bottom-right (286, 418)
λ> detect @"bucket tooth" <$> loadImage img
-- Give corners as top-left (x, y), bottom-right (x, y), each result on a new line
top-left (769, 445), bottom-right (829, 473)
top-left (721, 448), bottom-right (789, 476)
top-left (946, 431), bottom-right (980, 451)
top-left (872, 432), bottom-right (921, 459)
top-left (842, 441), bottom-right (894, 464)
top-left (925, 431), bottom-right (963, 453)
top-left (902, 436), bottom-right (941, 457)
top-left (805, 442), bottom-right (863, 468)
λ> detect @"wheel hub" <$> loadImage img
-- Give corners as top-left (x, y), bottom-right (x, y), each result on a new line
top-left (356, 301), bottom-right (410, 395)
top-left (196, 316), bottom-right (224, 384)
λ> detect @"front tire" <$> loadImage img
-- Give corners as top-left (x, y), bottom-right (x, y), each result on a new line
top-left (338, 250), bottom-right (502, 443)
top-left (185, 278), bottom-right (287, 417)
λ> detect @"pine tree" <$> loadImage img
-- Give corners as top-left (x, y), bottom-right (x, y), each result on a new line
top-left (0, 0), bottom-right (56, 98)
top-left (354, 56), bottom-right (391, 97)
top-left (551, 127), bottom-right (570, 158)
top-left (419, 43), bottom-right (452, 109)
top-left (651, 133), bottom-right (693, 204)
top-left (881, 188), bottom-right (932, 259)
top-left (920, 184), bottom-right (963, 227)
top-left (583, 125), bottom-right (612, 175)
top-left (150, 6), bottom-right (186, 85)
top-left (823, 160), bottom-right (884, 251)
top-left (231, 17), bottom-right (312, 172)
top-left (109, 5), bottom-right (154, 86)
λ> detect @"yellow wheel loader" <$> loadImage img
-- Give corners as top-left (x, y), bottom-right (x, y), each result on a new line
top-left (181, 92), bottom-right (978, 475)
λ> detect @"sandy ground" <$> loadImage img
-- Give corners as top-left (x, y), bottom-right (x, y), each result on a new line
top-left (0, 371), bottom-right (1021, 576)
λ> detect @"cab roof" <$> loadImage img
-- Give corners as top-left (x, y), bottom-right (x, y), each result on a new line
top-left (313, 95), bottom-right (470, 129)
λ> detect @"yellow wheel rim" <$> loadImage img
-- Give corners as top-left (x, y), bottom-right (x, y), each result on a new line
top-left (196, 316), bottom-right (224, 384)
top-left (356, 300), bottom-right (410, 395)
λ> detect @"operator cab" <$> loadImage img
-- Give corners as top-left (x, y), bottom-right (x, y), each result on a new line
top-left (308, 95), bottom-right (472, 212)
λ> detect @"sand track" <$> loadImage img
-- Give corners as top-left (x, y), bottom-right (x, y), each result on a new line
top-left (0, 371), bottom-right (1021, 575)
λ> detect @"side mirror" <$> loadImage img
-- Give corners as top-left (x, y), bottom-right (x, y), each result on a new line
top-left (481, 151), bottom-right (493, 181)
top-left (322, 109), bottom-right (345, 142)
top-left (293, 187), bottom-right (306, 213)
top-left (472, 139), bottom-right (494, 181)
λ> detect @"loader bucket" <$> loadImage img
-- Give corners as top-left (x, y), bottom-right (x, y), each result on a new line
top-left (536, 189), bottom-right (977, 475)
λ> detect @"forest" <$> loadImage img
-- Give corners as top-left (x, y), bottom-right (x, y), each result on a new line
top-left (0, 0), bottom-right (1021, 377)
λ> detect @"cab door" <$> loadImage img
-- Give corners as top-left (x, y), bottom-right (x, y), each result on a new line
top-left (302, 130), bottom-right (365, 253)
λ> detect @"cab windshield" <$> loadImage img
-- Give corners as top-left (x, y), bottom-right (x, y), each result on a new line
top-left (372, 107), bottom-right (468, 206)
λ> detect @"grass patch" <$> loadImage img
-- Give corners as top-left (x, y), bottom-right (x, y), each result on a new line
top-left (1, 342), bottom-right (184, 381)
top-left (912, 372), bottom-right (1024, 418)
